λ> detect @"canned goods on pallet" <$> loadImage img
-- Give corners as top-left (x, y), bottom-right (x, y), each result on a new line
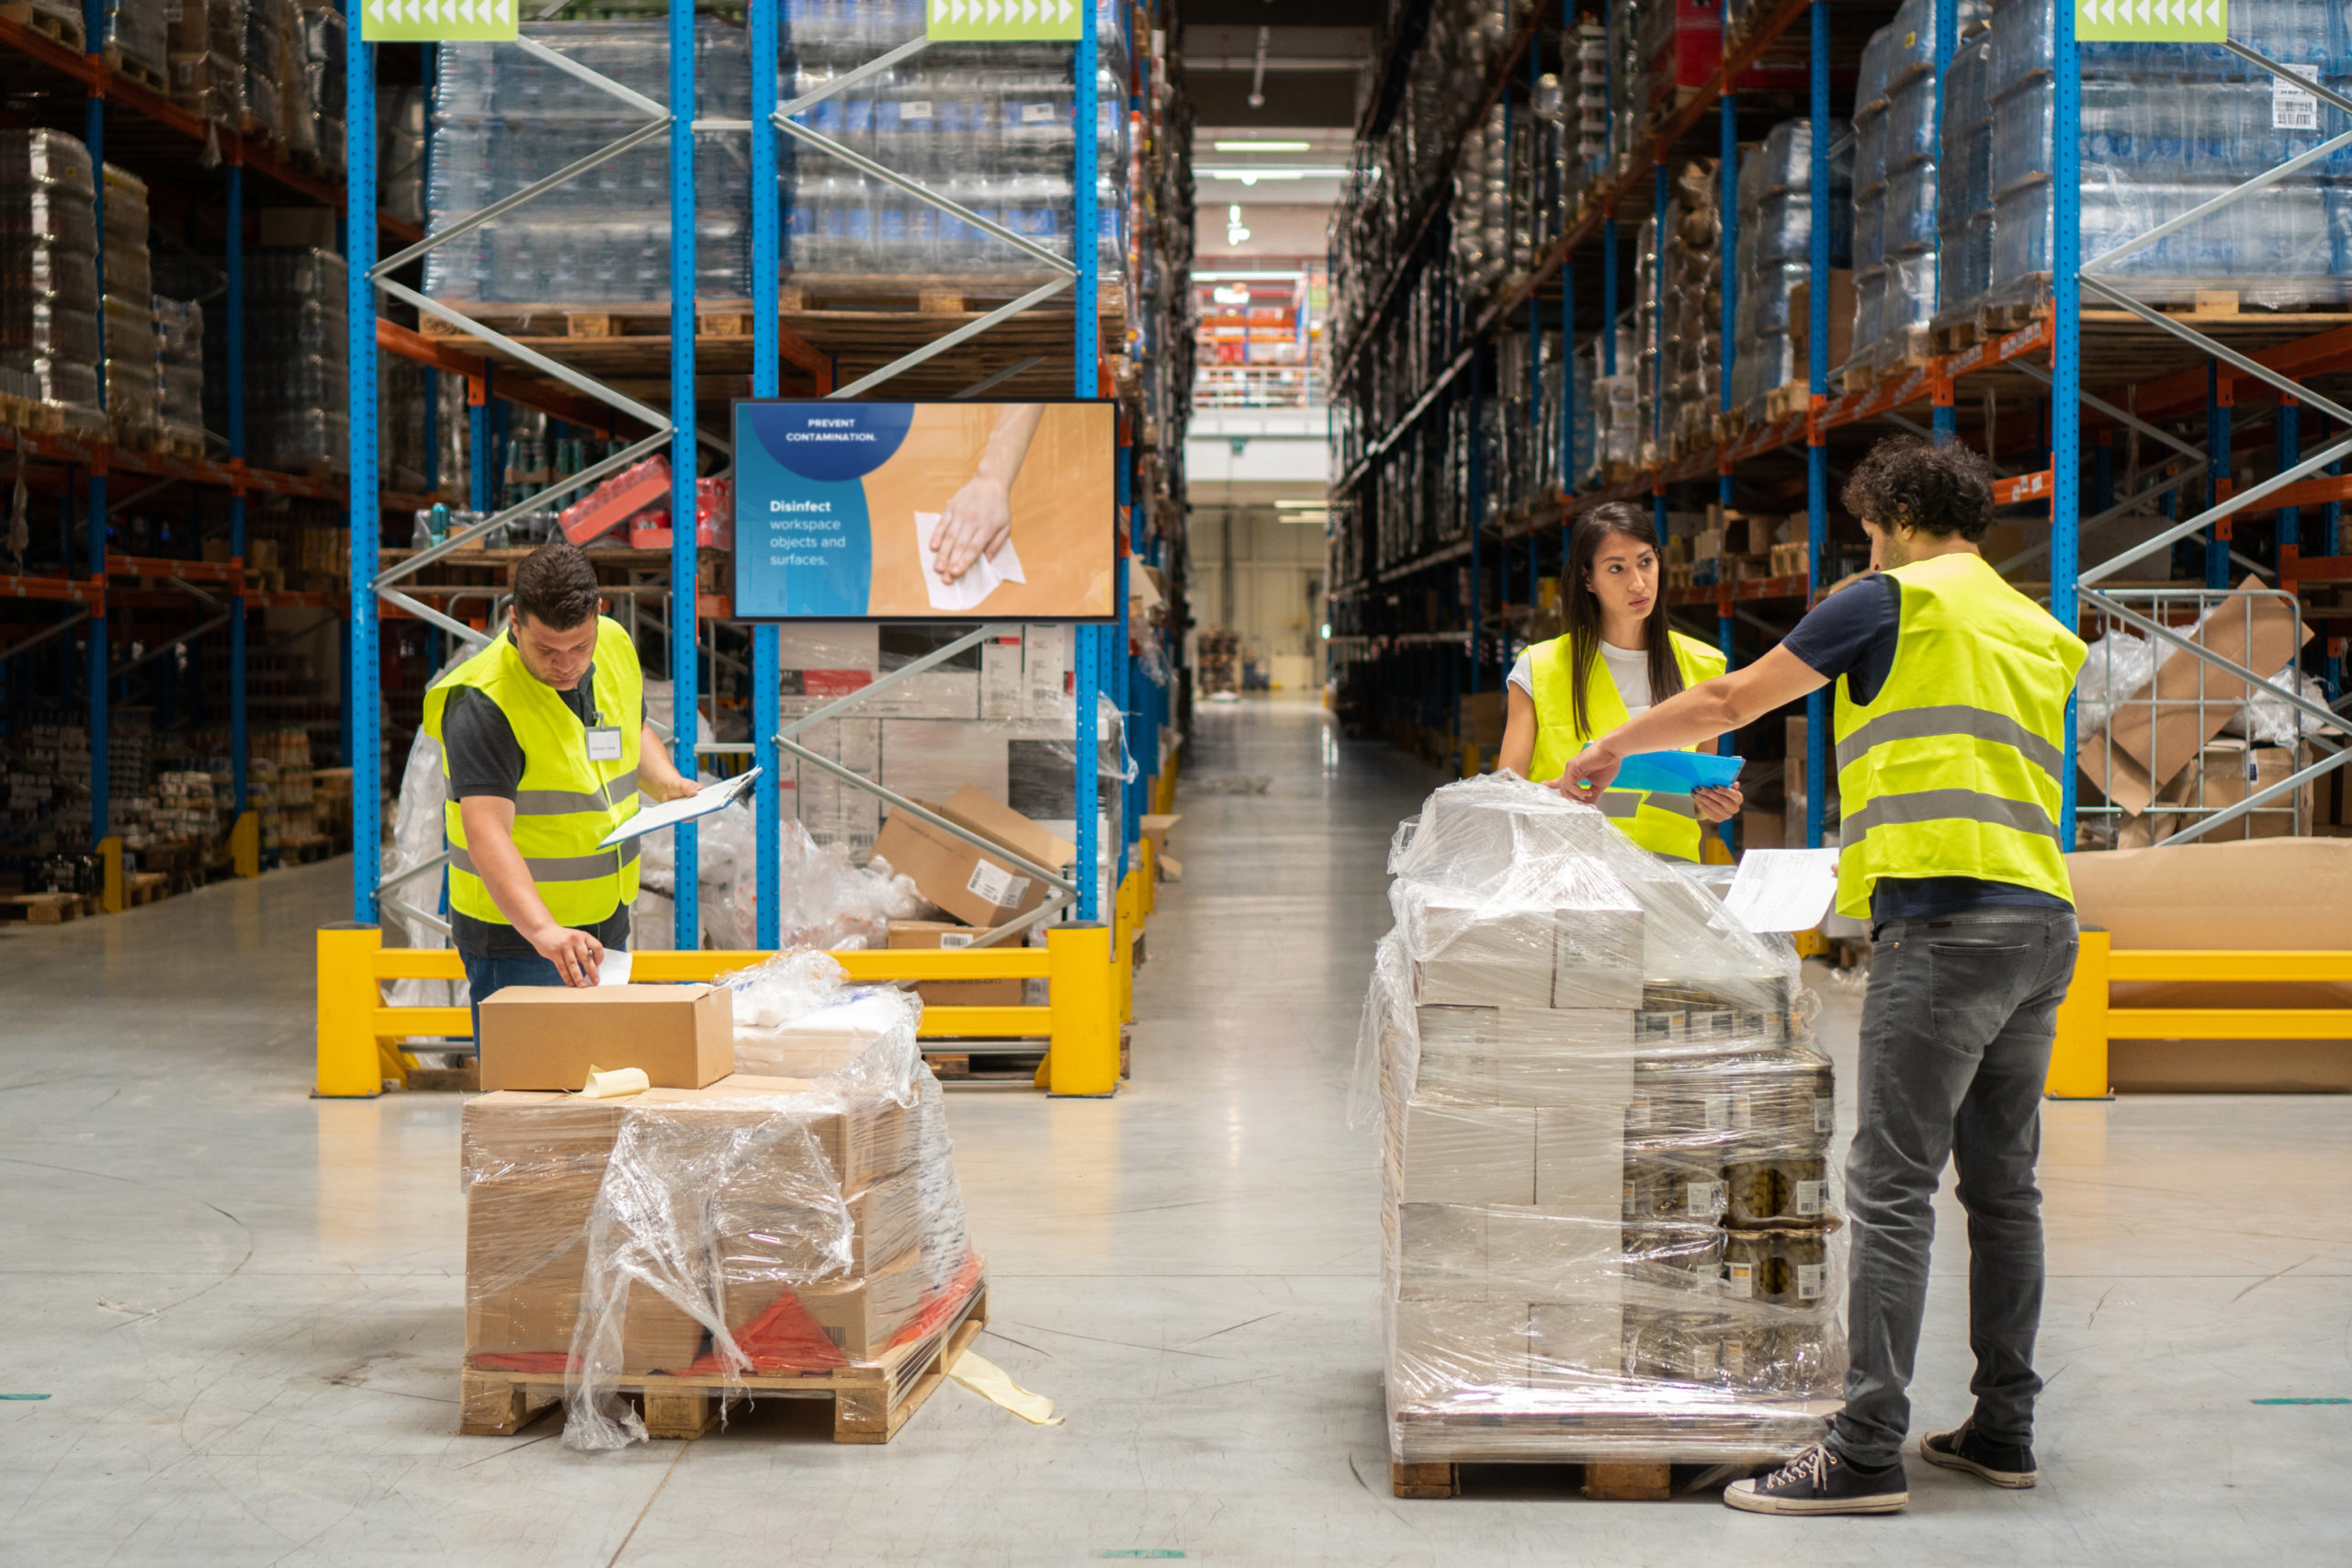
top-left (1623, 1221), bottom-right (1725, 1296)
top-left (1721, 1226), bottom-right (1833, 1308)
top-left (1623, 1149), bottom-right (1728, 1222)
top-left (1725, 1154), bottom-right (1832, 1227)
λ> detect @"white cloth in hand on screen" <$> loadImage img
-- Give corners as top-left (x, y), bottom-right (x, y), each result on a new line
top-left (1506, 641), bottom-right (1653, 718)
top-left (915, 510), bottom-right (1026, 611)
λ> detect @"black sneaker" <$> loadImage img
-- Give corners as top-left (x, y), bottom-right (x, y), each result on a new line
top-left (1921, 1418), bottom-right (2037, 1488)
top-left (1724, 1444), bottom-right (1909, 1516)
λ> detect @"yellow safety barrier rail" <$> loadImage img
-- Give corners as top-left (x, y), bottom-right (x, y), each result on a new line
top-left (318, 919), bottom-right (1123, 1102)
top-left (2046, 931), bottom-right (2352, 1099)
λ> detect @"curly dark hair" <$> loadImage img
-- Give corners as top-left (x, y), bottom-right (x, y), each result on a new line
top-left (1839, 434), bottom-right (1997, 542)
top-left (511, 540), bottom-right (602, 629)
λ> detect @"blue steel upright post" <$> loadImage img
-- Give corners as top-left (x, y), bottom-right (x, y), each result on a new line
top-left (2204, 363), bottom-right (2230, 590)
top-left (1651, 159), bottom-right (1668, 540)
top-left (230, 164), bottom-right (248, 821)
top-left (1804, 0), bottom-right (1828, 852)
top-left (750, 0), bottom-right (781, 948)
top-left (1527, 26), bottom-right (1541, 602)
top-left (669, 0), bottom-right (700, 947)
top-left (1074, 0), bottom-right (1102, 919)
top-left (2052, 0), bottom-right (2081, 841)
top-left (346, 20), bottom-right (379, 917)
top-left (348, 19), bottom-right (380, 919)
top-left (1930, 0), bottom-right (1957, 442)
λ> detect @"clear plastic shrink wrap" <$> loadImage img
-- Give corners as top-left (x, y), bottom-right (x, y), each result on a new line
top-left (460, 951), bottom-right (982, 1451)
top-left (1355, 774), bottom-right (1845, 1464)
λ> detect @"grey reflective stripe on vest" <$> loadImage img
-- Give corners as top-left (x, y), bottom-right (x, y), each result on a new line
top-left (448, 838), bottom-right (642, 882)
top-left (1839, 787), bottom-right (2061, 844)
top-left (1599, 789), bottom-right (1698, 821)
top-left (513, 769), bottom-right (639, 816)
top-left (1835, 705), bottom-right (2065, 786)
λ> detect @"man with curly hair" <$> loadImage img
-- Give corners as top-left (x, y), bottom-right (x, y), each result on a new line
top-left (1552, 434), bottom-right (2086, 1515)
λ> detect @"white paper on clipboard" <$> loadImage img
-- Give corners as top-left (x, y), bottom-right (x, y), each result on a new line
top-left (1721, 848), bottom-right (1842, 933)
top-left (596, 767), bottom-right (761, 848)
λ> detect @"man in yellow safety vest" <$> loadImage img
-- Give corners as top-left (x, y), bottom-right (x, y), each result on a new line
top-left (1552, 435), bottom-right (2086, 1517)
top-left (422, 541), bottom-right (701, 1032)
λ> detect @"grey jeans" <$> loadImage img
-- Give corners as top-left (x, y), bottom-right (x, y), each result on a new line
top-left (1826, 907), bottom-right (2080, 1469)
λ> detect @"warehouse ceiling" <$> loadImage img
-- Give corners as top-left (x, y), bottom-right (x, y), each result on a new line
top-left (1173, 6), bottom-right (1372, 262)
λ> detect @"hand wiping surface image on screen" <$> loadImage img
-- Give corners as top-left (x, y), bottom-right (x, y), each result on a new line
top-left (926, 401), bottom-right (1044, 584)
top-left (913, 510), bottom-right (1026, 610)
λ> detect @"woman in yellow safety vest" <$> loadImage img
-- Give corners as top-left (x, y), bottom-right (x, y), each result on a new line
top-left (1497, 502), bottom-right (1743, 863)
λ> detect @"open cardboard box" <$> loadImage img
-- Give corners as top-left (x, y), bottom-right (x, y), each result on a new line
top-left (2077, 577), bottom-right (2310, 816)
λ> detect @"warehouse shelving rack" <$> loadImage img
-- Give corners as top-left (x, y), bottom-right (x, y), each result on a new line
top-left (0, 0), bottom-right (427, 874)
top-left (1325, 0), bottom-right (2352, 854)
top-left (344, 1), bottom-right (1176, 978)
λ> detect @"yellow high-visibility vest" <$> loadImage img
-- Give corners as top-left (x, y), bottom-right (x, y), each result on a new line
top-left (1831, 552), bottom-right (2086, 918)
top-left (1527, 628), bottom-right (1727, 863)
top-left (422, 615), bottom-right (644, 929)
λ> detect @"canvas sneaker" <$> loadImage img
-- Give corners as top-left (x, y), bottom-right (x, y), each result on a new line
top-left (1921, 1419), bottom-right (2038, 1488)
top-left (1724, 1444), bottom-right (1909, 1516)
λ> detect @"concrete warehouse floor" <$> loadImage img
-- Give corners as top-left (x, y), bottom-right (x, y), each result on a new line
top-left (4, 695), bottom-right (2349, 1565)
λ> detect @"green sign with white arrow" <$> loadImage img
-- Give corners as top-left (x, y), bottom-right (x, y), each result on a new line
top-left (2075, 0), bottom-right (2226, 41)
top-left (927, 0), bottom-right (1082, 42)
top-left (362, 0), bottom-right (519, 43)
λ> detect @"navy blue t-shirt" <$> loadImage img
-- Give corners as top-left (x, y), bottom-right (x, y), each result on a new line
top-left (1781, 571), bottom-right (2073, 923)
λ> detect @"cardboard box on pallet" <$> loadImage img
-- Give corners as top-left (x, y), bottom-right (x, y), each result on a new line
top-left (888, 919), bottom-right (1022, 1008)
top-left (475, 984), bottom-right (733, 1092)
top-left (869, 801), bottom-right (1054, 928)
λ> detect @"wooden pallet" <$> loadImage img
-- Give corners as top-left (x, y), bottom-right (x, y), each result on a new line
top-left (124, 871), bottom-right (169, 908)
top-left (285, 835), bottom-right (335, 863)
top-left (104, 47), bottom-right (168, 94)
top-left (1394, 1460), bottom-right (1698, 1500)
top-left (1762, 379), bottom-right (1810, 422)
top-left (0, 891), bottom-right (97, 923)
top-left (0, 0), bottom-right (84, 51)
top-left (1930, 314), bottom-right (1981, 355)
top-left (459, 1280), bottom-right (989, 1445)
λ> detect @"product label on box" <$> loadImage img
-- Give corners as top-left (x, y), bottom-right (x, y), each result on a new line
top-left (2275, 63), bottom-right (2322, 131)
top-left (1724, 1260), bottom-right (1754, 1300)
top-left (1686, 1179), bottom-right (1725, 1215)
top-left (1700, 1094), bottom-right (1730, 1130)
top-left (1794, 1179), bottom-right (1826, 1218)
top-left (1021, 101), bottom-right (1058, 123)
top-left (1732, 1092), bottom-right (1755, 1130)
top-left (1798, 1262), bottom-right (1826, 1301)
top-left (901, 100), bottom-right (933, 120)
top-left (1815, 1095), bottom-right (1835, 1135)
top-left (965, 860), bottom-right (1017, 907)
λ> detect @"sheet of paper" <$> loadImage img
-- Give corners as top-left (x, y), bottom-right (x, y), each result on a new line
top-left (596, 949), bottom-right (633, 987)
top-left (1721, 848), bottom-right (1843, 933)
top-left (595, 767), bottom-right (760, 848)
top-left (915, 510), bottom-right (1026, 611)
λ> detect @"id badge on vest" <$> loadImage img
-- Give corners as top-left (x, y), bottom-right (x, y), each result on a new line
top-left (585, 726), bottom-right (624, 763)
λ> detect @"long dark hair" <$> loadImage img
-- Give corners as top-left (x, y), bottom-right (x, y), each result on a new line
top-left (1563, 502), bottom-right (1685, 738)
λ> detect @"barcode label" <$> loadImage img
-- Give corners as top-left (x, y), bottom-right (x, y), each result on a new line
top-left (966, 860), bottom-right (1015, 906)
top-left (2276, 64), bottom-right (2321, 130)
top-left (1798, 1262), bottom-right (1827, 1301)
top-left (1795, 1179), bottom-right (1827, 1217)
top-left (901, 100), bottom-right (933, 120)
top-left (1021, 101), bottom-right (1057, 123)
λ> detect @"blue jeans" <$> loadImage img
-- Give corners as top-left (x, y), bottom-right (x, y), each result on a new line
top-left (459, 947), bottom-right (567, 1048)
top-left (1826, 908), bottom-right (2080, 1469)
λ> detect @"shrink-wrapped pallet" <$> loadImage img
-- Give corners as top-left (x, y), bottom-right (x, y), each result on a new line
top-left (1356, 773), bottom-right (1846, 1465)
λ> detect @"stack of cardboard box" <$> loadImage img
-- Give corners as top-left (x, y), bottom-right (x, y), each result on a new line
top-left (463, 983), bottom-right (980, 1393)
top-left (1374, 777), bottom-right (1842, 1462)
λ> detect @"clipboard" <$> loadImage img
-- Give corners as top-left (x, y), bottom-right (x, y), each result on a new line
top-left (596, 767), bottom-right (761, 848)
top-left (1607, 750), bottom-right (1745, 795)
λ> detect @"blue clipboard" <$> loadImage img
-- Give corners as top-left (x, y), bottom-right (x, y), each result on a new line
top-left (1607, 750), bottom-right (1744, 795)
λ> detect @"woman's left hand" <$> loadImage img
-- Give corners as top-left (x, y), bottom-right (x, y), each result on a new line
top-left (1692, 784), bottom-right (1744, 824)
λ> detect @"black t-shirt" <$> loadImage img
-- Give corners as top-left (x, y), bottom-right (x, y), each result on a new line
top-left (442, 653), bottom-right (639, 957)
top-left (1781, 570), bottom-right (2074, 924)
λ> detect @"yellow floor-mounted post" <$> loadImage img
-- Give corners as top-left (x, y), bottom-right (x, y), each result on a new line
top-left (231, 810), bottom-right (261, 878)
top-left (1136, 835), bottom-right (1157, 918)
top-left (99, 835), bottom-right (124, 913)
top-left (1046, 921), bottom-right (1118, 1096)
top-left (316, 924), bottom-right (389, 1098)
top-left (2046, 927), bottom-right (2111, 1100)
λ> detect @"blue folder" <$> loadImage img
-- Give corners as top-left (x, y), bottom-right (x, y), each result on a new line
top-left (1606, 750), bottom-right (1745, 795)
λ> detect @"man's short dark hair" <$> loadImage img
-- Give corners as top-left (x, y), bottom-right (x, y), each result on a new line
top-left (512, 540), bottom-right (602, 630)
top-left (1840, 434), bottom-right (1997, 542)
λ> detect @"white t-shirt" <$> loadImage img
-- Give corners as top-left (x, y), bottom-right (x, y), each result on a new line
top-left (1509, 641), bottom-right (1654, 719)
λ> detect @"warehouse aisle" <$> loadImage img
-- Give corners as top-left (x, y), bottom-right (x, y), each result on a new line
top-left (5, 697), bottom-right (2350, 1565)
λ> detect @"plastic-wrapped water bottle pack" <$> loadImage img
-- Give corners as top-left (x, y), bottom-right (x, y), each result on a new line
top-left (424, 12), bottom-right (1129, 307)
